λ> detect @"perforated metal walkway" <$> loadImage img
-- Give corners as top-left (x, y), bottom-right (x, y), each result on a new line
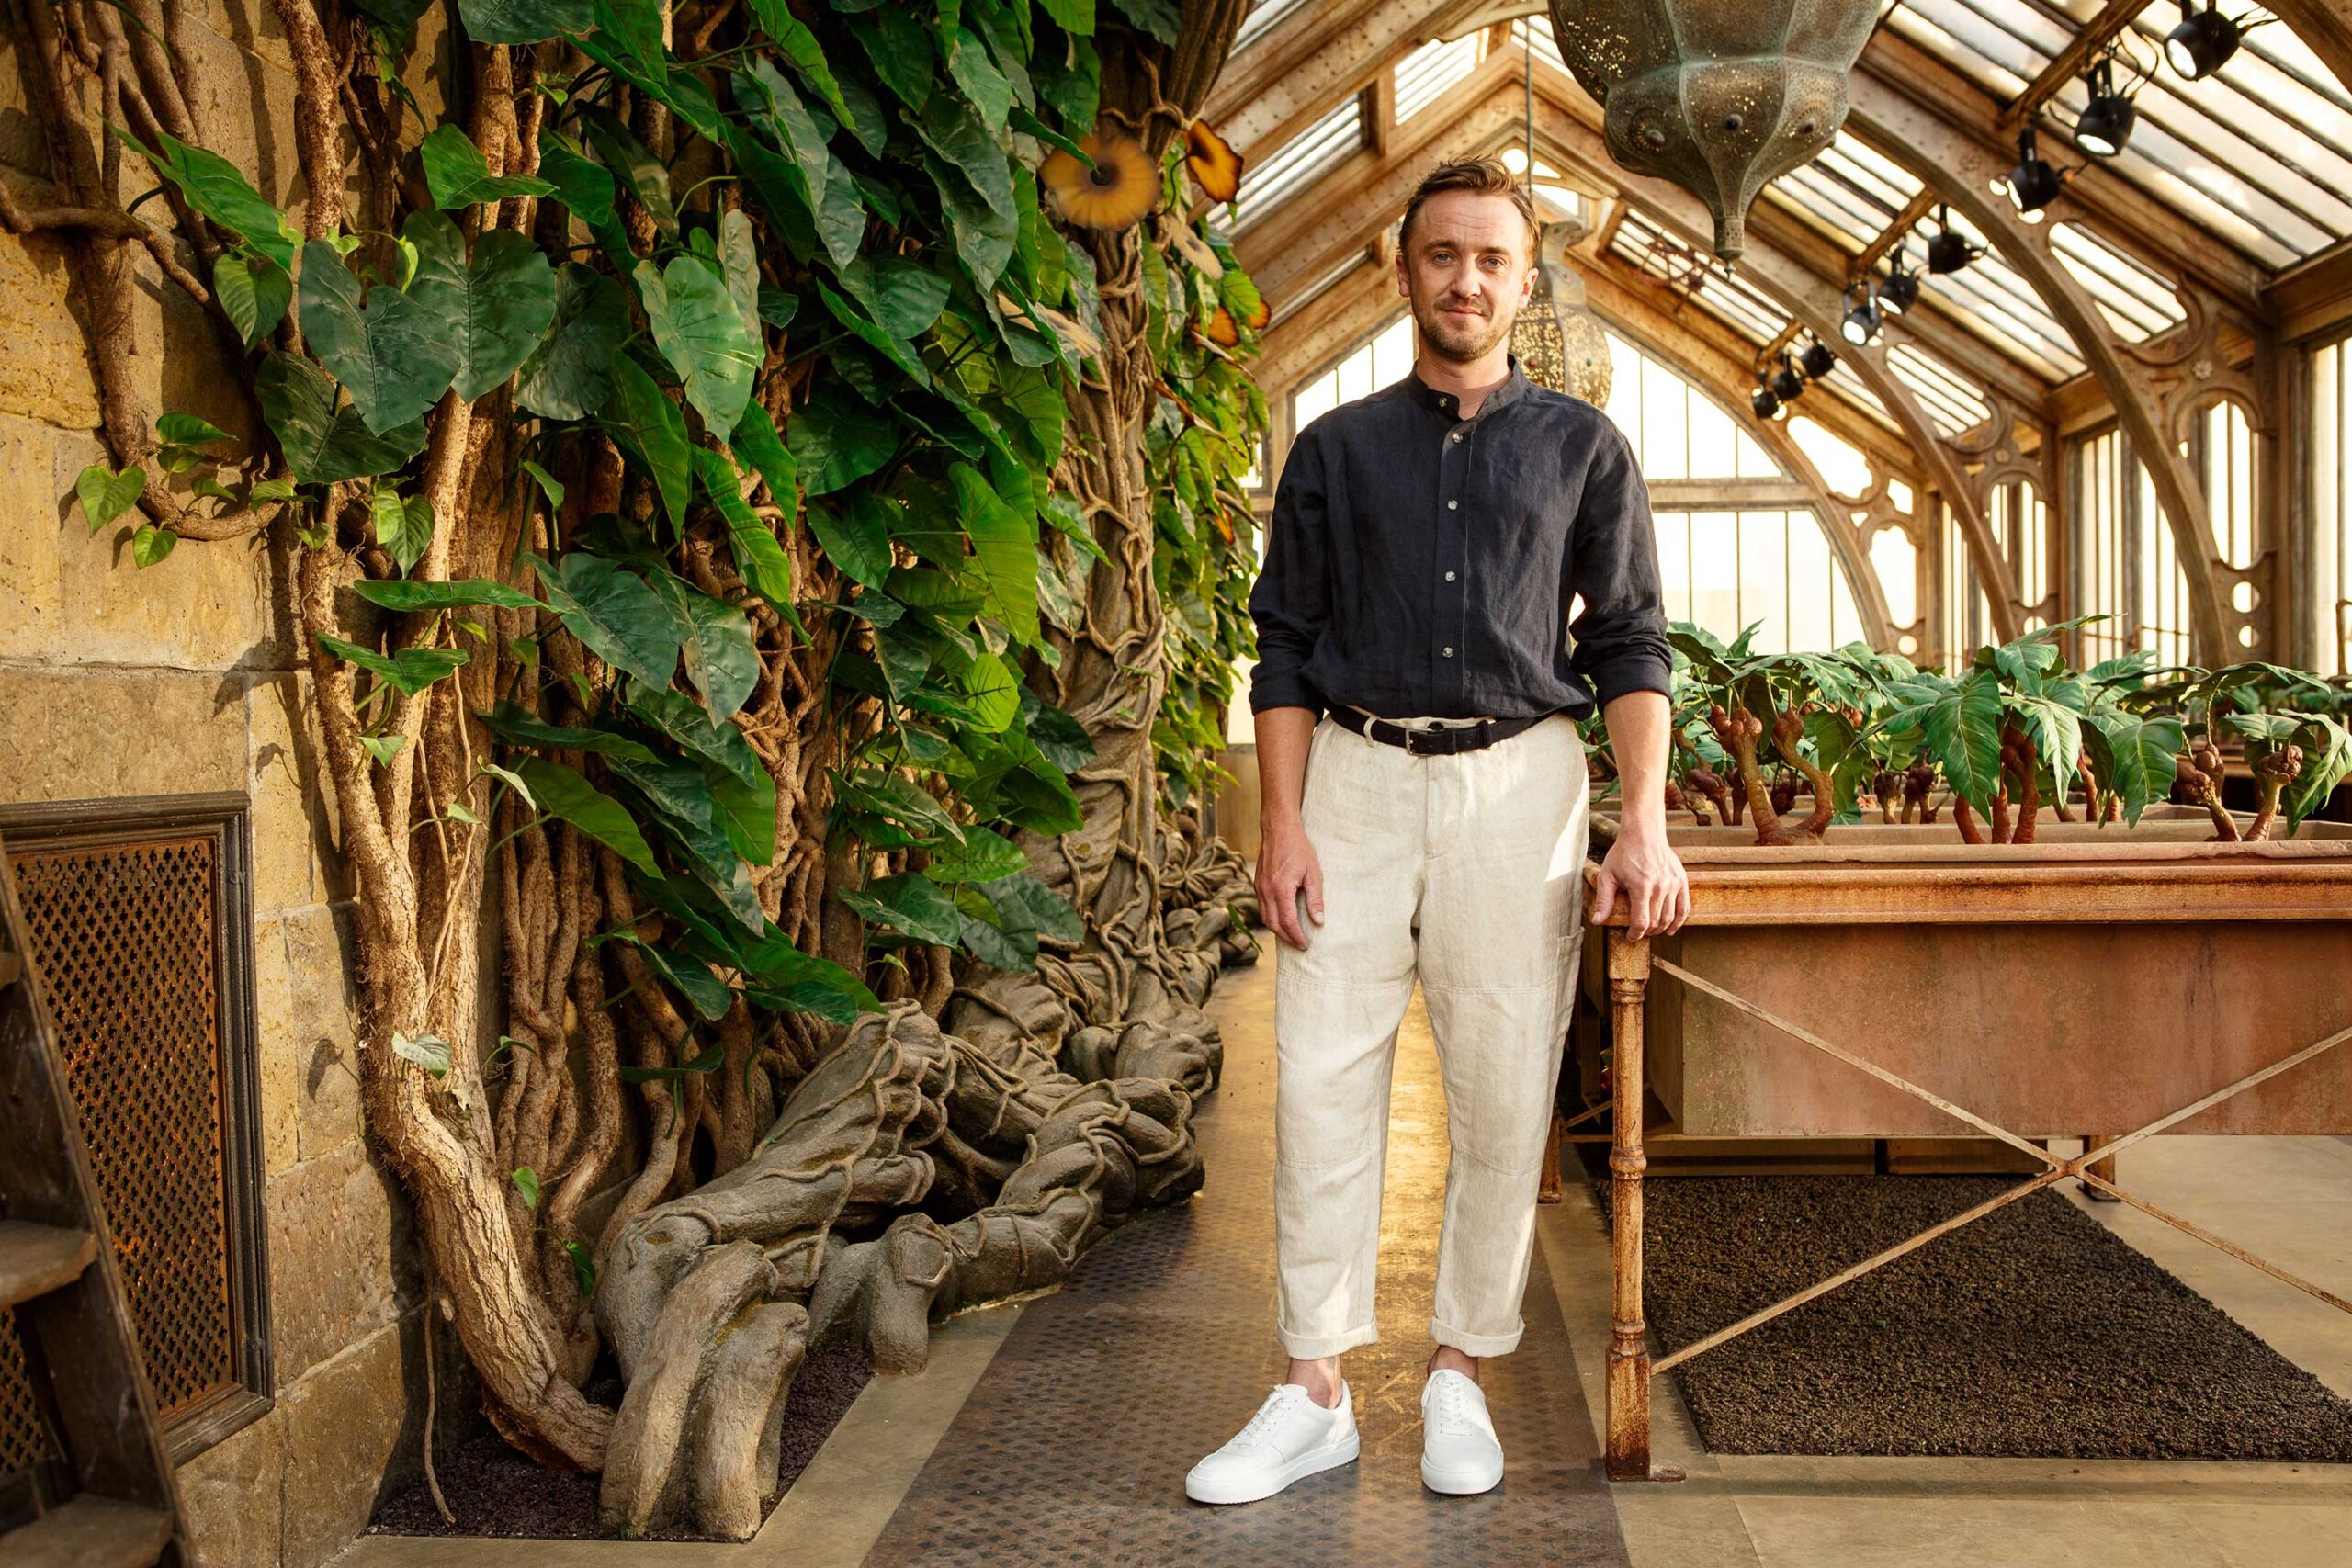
top-left (860, 947), bottom-right (1631, 1567)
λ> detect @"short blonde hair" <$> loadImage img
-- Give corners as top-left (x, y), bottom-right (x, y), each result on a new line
top-left (1398, 156), bottom-right (1538, 255)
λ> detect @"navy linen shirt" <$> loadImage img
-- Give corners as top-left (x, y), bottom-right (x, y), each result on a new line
top-left (1246, 353), bottom-right (1673, 726)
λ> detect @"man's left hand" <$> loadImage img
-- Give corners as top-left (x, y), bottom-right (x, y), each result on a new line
top-left (1590, 825), bottom-right (1690, 941)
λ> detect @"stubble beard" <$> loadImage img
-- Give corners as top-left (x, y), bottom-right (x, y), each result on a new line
top-left (1412, 286), bottom-right (1517, 365)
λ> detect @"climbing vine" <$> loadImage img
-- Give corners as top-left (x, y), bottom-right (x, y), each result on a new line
top-left (15, 0), bottom-right (1253, 1477)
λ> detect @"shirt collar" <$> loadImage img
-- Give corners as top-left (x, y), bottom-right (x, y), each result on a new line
top-left (1406, 352), bottom-right (1532, 420)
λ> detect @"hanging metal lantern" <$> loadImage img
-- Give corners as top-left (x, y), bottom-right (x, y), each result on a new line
top-left (1546, 0), bottom-right (1879, 260)
top-left (1521, 220), bottom-right (1611, 405)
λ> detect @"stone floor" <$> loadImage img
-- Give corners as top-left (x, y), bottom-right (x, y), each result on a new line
top-left (332, 925), bottom-right (2352, 1567)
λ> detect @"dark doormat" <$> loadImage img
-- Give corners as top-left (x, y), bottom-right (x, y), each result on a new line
top-left (1607, 1174), bottom-right (2352, 1461)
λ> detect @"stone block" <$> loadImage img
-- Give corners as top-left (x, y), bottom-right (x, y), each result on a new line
top-left (266, 1137), bottom-right (413, 1384)
top-left (176, 1404), bottom-right (286, 1567)
top-left (246, 671), bottom-right (353, 915)
top-left (0, 228), bottom-right (102, 429)
top-left (251, 912), bottom-right (303, 1179)
top-left (51, 430), bottom-right (287, 673)
top-left (277, 1318), bottom-right (414, 1568)
top-left (283, 903), bottom-right (366, 1159)
top-left (0, 415), bottom-right (63, 660)
top-left (0, 665), bottom-right (247, 802)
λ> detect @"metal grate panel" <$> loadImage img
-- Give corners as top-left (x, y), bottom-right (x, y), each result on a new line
top-left (0, 798), bottom-right (267, 1483)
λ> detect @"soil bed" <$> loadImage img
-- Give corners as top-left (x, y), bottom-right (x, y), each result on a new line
top-left (1594, 1171), bottom-right (2352, 1461)
top-left (366, 1343), bottom-right (873, 1541)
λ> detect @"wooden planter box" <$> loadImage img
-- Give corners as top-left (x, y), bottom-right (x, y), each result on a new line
top-left (1575, 819), bottom-right (2352, 1481)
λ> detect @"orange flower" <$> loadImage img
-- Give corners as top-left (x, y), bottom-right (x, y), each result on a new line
top-left (1186, 119), bottom-right (1243, 203)
top-left (1041, 129), bottom-right (1156, 230)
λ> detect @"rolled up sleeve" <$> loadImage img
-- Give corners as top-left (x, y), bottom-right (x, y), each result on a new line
top-left (1566, 427), bottom-right (1672, 706)
top-left (1247, 422), bottom-right (1330, 721)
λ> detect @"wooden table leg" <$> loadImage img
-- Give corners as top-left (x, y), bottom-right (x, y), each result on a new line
top-left (1604, 930), bottom-right (1677, 1481)
top-left (2081, 1134), bottom-right (2120, 1201)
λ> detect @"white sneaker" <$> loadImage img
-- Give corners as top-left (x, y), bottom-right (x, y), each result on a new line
top-left (1184, 1380), bottom-right (1359, 1504)
top-left (1419, 1368), bottom-right (1504, 1494)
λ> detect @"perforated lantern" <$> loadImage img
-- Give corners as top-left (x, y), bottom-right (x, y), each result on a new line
top-left (1545, 0), bottom-right (1878, 259)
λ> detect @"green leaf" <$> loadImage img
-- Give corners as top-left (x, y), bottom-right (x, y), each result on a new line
top-left (479, 704), bottom-right (664, 764)
top-left (947, 27), bottom-right (1012, 126)
top-left (978, 871), bottom-right (1084, 943)
top-left (2085, 709), bottom-right (2184, 827)
top-left (1923, 670), bottom-right (2007, 816)
top-left (369, 487), bottom-right (435, 571)
top-left (516, 757), bottom-right (660, 873)
top-left (511, 1166), bottom-right (541, 1210)
top-left (528, 551), bottom-right (684, 690)
top-left (256, 354), bottom-right (428, 482)
top-left (456, 0), bottom-right (591, 43)
top-left (606, 756), bottom-right (763, 930)
top-left (706, 760), bottom-right (777, 866)
top-left (352, 577), bottom-right (539, 612)
top-left (787, 385), bottom-right (899, 496)
top-left (960, 650), bottom-right (1020, 732)
top-left (391, 1030), bottom-right (451, 1077)
top-left (404, 213), bottom-right (560, 401)
top-left (694, 446), bottom-right (803, 637)
top-left (157, 412), bottom-right (231, 446)
top-left (951, 462), bottom-right (1039, 641)
top-left (131, 525), bottom-right (178, 569)
top-left (416, 124), bottom-right (554, 208)
top-left (359, 732), bottom-right (408, 768)
top-left (517, 265), bottom-right (632, 421)
top-left (603, 355), bottom-right (694, 531)
top-left (600, 930), bottom-right (735, 1021)
top-left (808, 494), bottom-right (894, 590)
top-left (213, 249), bottom-right (293, 347)
top-left (317, 634), bottom-right (469, 695)
top-left (915, 94), bottom-right (1014, 220)
top-left (626, 686), bottom-right (763, 785)
top-left (646, 570), bottom-right (761, 717)
top-left (116, 127), bottom-right (298, 269)
top-left (836, 254), bottom-right (954, 341)
top-left (817, 281), bottom-right (931, 389)
top-left (297, 239), bottom-right (462, 433)
top-left (1108, 0), bottom-right (1179, 45)
top-left (922, 828), bottom-right (1028, 884)
top-left (562, 1238), bottom-right (597, 1297)
top-left (839, 872), bottom-right (965, 946)
top-left (636, 255), bottom-right (760, 440)
top-left (583, 109), bottom-right (678, 239)
top-left (850, 9), bottom-right (934, 112)
top-left (925, 152), bottom-right (1018, 293)
top-left (76, 464), bottom-right (146, 532)
top-left (751, 2), bottom-right (861, 133)
top-left (2285, 716), bottom-right (2351, 833)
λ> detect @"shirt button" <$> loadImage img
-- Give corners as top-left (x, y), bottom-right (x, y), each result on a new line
top-left (1442, 646), bottom-right (1454, 658)
top-left (1445, 570), bottom-right (1457, 581)
top-left (1447, 499), bottom-right (1458, 510)
top-left (1450, 432), bottom-right (1462, 443)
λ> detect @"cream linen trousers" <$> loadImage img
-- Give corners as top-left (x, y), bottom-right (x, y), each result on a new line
top-left (1271, 705), bottom-right (1590, 1360)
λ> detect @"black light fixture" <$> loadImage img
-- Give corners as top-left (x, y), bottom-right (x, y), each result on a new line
top-left (1880, 248), bottom-right (1921, 315)
top-left (1770, 350), bottom-right (1806, 404)
top-left (2165, 0), bottom-right (2241, 81)
top-left (1926, 206), bottom-right (1984, 274)
top-left (1840, 280), bottom-right (1883, 347)
top-left (1750, 381), bottom-right (1781, 421)
top-left (2074, 55), bottom-right (2137, 158)
top-left (2007, 124), bottom-right (2062, 220)
top-left (1800, 338), bottom-right (1838, 379)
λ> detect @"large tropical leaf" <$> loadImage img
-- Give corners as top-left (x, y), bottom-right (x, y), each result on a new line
top-left (517, 265), bottom-right (632, 421)
top-left (645, 569), bottom-right (761, 717)
top-left (635, 255), bottom-right (760, 439)
top-left (516, 758), bottom-right (659, 872)
top-left (603, 355), bottom-right (694, 530)
top-left (1923, 669), bottom-right (2006, 816)
top-left (404, 214), bottom-right (560, 401)
top-left (297, 241), bottom-right (463, 433)
top-left (950, 462), bottom-right (1039, 642)
top-left (256, 354), bottom-right (427, 483)
top-left (528, 552), bottom-right (684, 690)
top-left (2084, 709), bottom-right (2184, 827)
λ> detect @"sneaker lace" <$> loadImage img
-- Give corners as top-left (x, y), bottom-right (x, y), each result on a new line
top-left (1429, 1376), bottom-right (1470, 1435)
top-left (1237, 1384), bottom-right (1306, 1448)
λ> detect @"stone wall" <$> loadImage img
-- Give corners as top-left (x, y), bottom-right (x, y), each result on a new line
top-left (0, 5), bottom-right (464, 1562)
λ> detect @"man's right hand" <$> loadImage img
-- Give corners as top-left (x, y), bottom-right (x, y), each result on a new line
top-left (1255, 819), bottom-right (1324, 950)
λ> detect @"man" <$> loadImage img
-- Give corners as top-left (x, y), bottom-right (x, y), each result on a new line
top-left (1184, 156), bottom-right (1690, 1506)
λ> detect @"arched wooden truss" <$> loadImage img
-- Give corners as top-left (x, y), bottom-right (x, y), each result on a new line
top-left (1214, 0), bottom-right (2351, 666)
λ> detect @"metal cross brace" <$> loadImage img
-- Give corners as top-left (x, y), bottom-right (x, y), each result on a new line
top-left (1645, 954), bottom-right (2352, 1378)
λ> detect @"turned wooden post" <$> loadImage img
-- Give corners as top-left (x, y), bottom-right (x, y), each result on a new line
top-left (2081, 1134), bottom-right (2119, 1201)
top-left (1604, 929), bottom-right (1654, 1481)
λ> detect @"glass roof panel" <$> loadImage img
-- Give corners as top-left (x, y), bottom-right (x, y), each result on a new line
top-left (2050, 222), bottom-right (2186, 342)
top-left (1890, 342), bottom-right (1994, 435)
top-left (1228, 97), bottom-right (1365, 232)
top-left (1234, 0), bottom-right (1308, 53)
top-left (1884, 0), bottom-right (2352, 265)
top-left (1396, 33), bottom-right (1486, 124)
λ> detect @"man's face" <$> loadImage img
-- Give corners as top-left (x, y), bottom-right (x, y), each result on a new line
top-left (1396, 189), bottom-right (1534, 364)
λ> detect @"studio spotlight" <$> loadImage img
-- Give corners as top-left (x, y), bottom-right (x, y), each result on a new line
top-left (1881, 252), bottom-right (1921, 316)
top-left (1801, 340), bottom-right (1838, 379)
top-left (1926, 207), bottom-right (1983, 275)
top-left (2075, 57), bottom-right (2137, 158)
top-left (1840, 282), bottom-right (1882, 347)
top-left (2007, 125), bottom-right (2061, 220)
top-left (1770, 356), bottom-right (1805, 403)
top-left (1751, 383), bottom-right (1781, 421)
top-left (2165, 0), bottom-right (2241, 81)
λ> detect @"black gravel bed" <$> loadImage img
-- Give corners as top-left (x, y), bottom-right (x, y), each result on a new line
top-left (367, 1342), bottom-right (873, 1540)
top-left (1599, 1174), bottom-right (2352, 1461)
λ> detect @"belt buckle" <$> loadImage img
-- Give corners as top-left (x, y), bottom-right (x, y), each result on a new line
top-left (1406, 723), bottom-right (1446, 755)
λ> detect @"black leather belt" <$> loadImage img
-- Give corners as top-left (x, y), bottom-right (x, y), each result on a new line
top-left (1329, 706), bottom-right (1544, 756)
